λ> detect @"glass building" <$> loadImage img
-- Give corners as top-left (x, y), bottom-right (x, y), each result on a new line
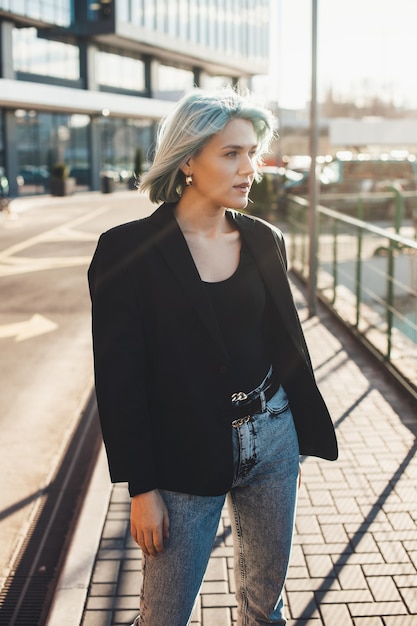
top-left (0, 0), bottom-right (270, 196)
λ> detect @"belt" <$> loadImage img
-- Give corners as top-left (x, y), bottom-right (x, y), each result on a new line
top-left (231, 378), bottom-right (280, 427)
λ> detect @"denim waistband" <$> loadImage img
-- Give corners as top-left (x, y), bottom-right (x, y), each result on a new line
top-left (231, 365), bottom-right (279, 423)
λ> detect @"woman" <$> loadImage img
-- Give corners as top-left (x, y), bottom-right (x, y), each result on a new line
top-left (88, 88), bottom-right (338, 626)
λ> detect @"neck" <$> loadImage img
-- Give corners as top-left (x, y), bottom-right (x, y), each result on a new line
top-left (174, 198), bottom-right (229, 236)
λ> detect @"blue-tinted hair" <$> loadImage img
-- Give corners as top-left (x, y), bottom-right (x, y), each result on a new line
top-left (139, 87), bottom-right (277, 204)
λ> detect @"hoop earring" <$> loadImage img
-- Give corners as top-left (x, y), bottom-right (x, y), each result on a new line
top-left (185, 174), bottom-right (193, 187)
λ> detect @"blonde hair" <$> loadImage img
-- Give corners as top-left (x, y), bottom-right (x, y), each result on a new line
top-left (139, 87), bottom-right (277, 204)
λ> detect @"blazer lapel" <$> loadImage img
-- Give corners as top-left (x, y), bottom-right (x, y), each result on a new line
top-left (150, 204), bottom-right (229, 359)
top-left (230, 211), bottom-right (304, 348)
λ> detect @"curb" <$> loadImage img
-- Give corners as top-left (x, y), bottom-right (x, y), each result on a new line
top-left (45, 445), bottom-right (112, 626)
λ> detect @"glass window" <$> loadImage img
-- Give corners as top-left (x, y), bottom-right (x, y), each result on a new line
top-left (143, 0), bottom-right (156, 29)
top-left (198, 0), bottom-right (209, 47)
top-left (167, 0), bottom-right (179, 37)
top-left (96, 51), bottom-right (146, 92)
top-left (0, 110), bottom-right (5, 172)
top-left (155, 65), bottom-right (194, 100)
top-left (117, 0), bottom-right (130, 21)
top-left (13, 28), bottom-right (79, 80)
top-left (99, 117), bottom-right (155, 181)
top-left (0, 0), bottom-right (71, 27)
top-left (155, 0), bottom-right (168, 33)
top-left (201, 75), bottom-right (234, 91)
top-left (11, 108), bottom-right (155, 196)
top-left (14, 109), bottom-right (90, 195)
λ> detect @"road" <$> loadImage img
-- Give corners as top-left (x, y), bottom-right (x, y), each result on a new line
top-left (0, 190), bottom-right (154, 589)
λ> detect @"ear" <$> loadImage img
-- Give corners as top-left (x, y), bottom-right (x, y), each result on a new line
top-left (179, 159), bottom-right (192, 177)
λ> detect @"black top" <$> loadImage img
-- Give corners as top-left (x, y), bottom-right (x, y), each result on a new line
top-left (203, 241), bottom-right (272, 393)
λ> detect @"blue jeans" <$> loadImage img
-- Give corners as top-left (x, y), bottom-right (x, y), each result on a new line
top-left (137, 385), bottom-right (299, 626)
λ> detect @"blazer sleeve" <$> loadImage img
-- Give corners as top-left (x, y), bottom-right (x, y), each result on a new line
top-left (88, 229), bottom-right (156, 495)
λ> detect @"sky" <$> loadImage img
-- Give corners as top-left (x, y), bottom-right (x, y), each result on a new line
top-left (255, 0), bottom-right (417, 110)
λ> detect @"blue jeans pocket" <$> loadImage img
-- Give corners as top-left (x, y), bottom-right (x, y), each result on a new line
top-left (265, 385), bottom-right (290, 416)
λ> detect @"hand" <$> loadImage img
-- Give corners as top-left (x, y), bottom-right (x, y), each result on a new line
top-left (130, 489), bottom-right (170, 557)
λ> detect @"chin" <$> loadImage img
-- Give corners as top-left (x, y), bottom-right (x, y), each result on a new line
top-left (228, 197), bottom-right (249, 211)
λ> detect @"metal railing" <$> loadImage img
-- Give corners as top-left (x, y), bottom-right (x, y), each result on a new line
top-left (286, 192), bottom-right (417, 397)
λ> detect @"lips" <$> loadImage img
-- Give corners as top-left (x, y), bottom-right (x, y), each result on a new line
top-left (234, 183), bottom-right (250, 191)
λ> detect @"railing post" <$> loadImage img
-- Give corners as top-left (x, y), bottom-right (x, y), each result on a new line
top-left (386, 240), bottom-right (395, 360)
top-left (384, 185), bottom-right (403, 360)
top-left (307, 0), bottom-right (319, 317)
top-left (386, 183), bottom-right (404, 238)
top-left (332, 217), bottom-right (338, 305)
top-left (355, 198), bottom-right (364, 327)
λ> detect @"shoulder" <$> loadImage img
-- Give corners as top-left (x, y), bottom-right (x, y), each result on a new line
top-left (96, 202), bottom-right (173, 251)
top-left (98, 215), bottom-right (152, 248)
top-left (89, 205), bottom-right (164, 284)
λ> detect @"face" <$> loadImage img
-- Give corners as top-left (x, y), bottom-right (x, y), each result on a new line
top-left (183, 118), bottom-right (258, 211)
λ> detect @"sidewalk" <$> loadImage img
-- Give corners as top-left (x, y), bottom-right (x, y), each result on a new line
top-left (46, 278), bottom-right (417, 626)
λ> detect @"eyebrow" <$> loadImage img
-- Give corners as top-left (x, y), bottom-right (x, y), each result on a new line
top-left (221, 143), bottom-right (258, 150)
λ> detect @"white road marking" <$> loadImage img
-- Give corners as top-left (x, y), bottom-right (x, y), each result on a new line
top-left (0, 314), bottom-right (58, 342)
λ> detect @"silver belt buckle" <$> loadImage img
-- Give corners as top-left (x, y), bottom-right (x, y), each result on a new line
top-left (231, 391), bottom-right (248, 403)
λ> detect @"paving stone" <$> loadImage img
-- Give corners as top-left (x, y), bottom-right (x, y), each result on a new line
top-left (116, 569), bottom-right (141, 596)
top-left (407, 551), bottom-right (417, 569)
top-left (393, 573), bottom-right (417, 587)
top-left (113, 595), bottom-right (139, 610)
top-left (205, 556), bottom-right (228, 580)
top-left (398, 587), bottom-right (417, 613)
top-left (348, 601), bottom-right (408, 617)
top-left (201, 593), bottom-right (237, 608)
top-left (320, 602), bottom-right (352, 626)
top-left (92, 559), bottom-right (120, 584)
top-left (377, 541), bottom-right (411, 563)
top-left (305, 554), bottom-right (336, 578)
top-left (335, 564), bottom-right (368, 590)
top-left (366, 576), bottom-right (402, 602)
top-left (86, 595), bottom-right (115, 611)
top-left (82, 611), bottom-right (112, 626)
top-left (200, 607), bottom-right (232, 625)
top-left (89, 582), bottom-right (117, 597)
top-left (316, 590), bottom-right (373, 604)
top-left (350, 533), bottom-right (380, 554)
top-left (201, 580), bottom-right (228, 594)
top-left (363, 563), bottom-right (416, 576)
top-left (102, 519), bottom-right (129, 540)
top-left (287, 565), bottom-right (310, 578)
top-left (286, 590), bottom-right (320, 620)
top-left (286, 578), bottom-right (340, 592)
top-left (336, 552), bottom-right (385, 565)
top-left (112, 609), bottom-right (137, 625)
top-left (384, 617), bottom-right (417, 626)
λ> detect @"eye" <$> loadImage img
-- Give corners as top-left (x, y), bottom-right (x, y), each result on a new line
top-left (225, 151), bottom-right (237, 157)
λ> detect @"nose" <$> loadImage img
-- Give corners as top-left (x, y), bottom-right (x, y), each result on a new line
top-left (239, 155), bottom-right (256, 176)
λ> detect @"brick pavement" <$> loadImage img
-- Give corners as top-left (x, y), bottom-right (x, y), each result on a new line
top-left (66, 279), bottom-right (417, 626)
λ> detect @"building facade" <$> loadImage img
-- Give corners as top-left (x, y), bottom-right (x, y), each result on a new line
top-left (0, 0), bottom-right (270, 196)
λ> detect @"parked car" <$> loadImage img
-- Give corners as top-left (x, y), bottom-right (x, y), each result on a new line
top-left (280, 155), bottom-right (417, 219)
top-left (320, 156), bottom-right (417, 195)
top-left (18, 166), bottom-right (50, 189)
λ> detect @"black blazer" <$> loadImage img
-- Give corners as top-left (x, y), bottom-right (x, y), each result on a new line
top-left (88, 203), bottom-right (338, 496)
